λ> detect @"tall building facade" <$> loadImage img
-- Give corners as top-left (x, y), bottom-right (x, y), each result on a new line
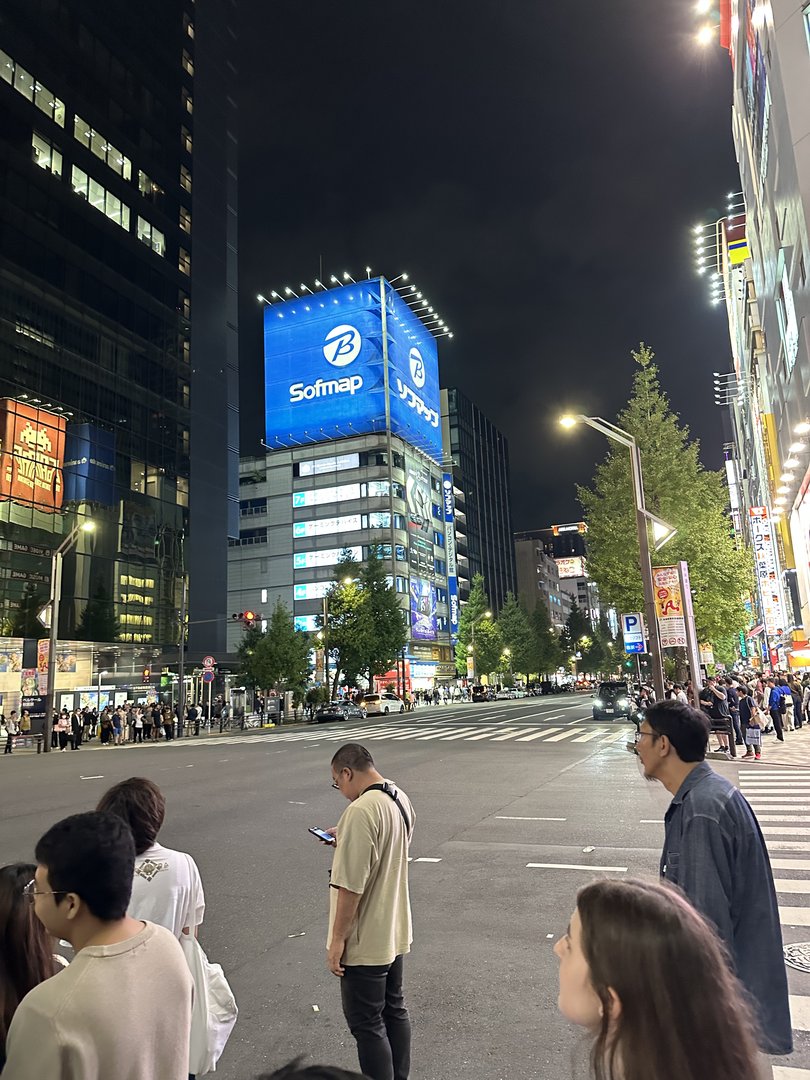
top-left (0, 0), bottom-right (237, 714)
top-left (514, 535), bottom-right (573, 630)
top-left (441, 387), bottom-right (516, 612)
top-left (227, 278), bottom-right (457, 691)
top-left (701, 0), bottom-right (809, 668)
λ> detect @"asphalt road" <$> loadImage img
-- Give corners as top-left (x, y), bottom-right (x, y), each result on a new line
top-left (1, 695), bottom-right (808, 1080)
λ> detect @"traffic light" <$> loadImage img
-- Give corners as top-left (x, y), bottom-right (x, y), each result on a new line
top-left (232, 610), bottom-right (260, 629)
top-left (143, 667), bottom-right (151, 680)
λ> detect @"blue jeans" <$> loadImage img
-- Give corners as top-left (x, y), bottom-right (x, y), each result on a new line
top-left (340, 954), bottom-right (410, 1080)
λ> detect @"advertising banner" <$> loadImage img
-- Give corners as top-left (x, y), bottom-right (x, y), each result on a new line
top-left (293, 483), bottom-right (361, 508)
top-left (63, 424), bottom-right (116, 505)
top-left (0, 399), bottom-right (66, 511)
top-left (749, 507), bottom-right (787, 639)
top-left (264, 280), bottom-right (442, 463)
top-left (410, 577), bottom-right (437, 641)
top-left (293, 582), bottom-right (332, 601)
top-left (556, 556), bottom-right (585, 579)
top-left (299, 452), bottom-right (360, 477)
top-left (652, 565), bottom-right (688, 649)
top-left (406, 458), bottom-right (434, 579)
top-left (293, 546), bottom-right (361, 570)
top-left (442, 474), bottom-right (459, 639)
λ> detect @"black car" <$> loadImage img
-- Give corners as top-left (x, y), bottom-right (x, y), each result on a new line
top-left (592, 681), bottom-right (635, 721)
top-left (314, 701), bottom-right (366, 723)
top-left (471, 685), bottom-right (493, 702)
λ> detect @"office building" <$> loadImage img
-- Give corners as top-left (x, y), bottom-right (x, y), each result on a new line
top-left (701, 0), bottom-right (808, 667)
top-left (227, 277), bottom-right (458, 691)
top-left (440, 387), bottom-right (515, 612)
top-left (515, 523), bottom-right (599, 625)
top-left (514, 536), bottom-right (573, 630)
top-left (0, 0), bottom-right (238, 716)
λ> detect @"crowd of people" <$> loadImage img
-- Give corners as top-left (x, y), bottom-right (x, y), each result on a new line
top-left (0, 694), bottom-right (797, 1079)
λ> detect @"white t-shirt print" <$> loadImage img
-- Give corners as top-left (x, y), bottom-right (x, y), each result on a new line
top-left (130, 842), bottom-right (205, 938)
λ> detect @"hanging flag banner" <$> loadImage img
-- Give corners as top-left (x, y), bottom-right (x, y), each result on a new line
top-left (652, 565), bottom-right (687, 649)
top-left (749, 507), bottom-right (787, 639)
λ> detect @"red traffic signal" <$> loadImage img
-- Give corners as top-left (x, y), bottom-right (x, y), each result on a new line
top-left (243, 610), bottom-right (256, 621)
top-left (232, 611), bottom-right (261, 628)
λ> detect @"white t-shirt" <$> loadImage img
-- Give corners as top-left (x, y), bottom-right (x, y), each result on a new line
top-left (130, 842), bottom-right (205, 938)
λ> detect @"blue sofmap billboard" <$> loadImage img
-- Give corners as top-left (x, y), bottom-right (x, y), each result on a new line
top-left (264, 279), bottom-right (442, 462)
top-left (63, 425), bottom-right (116, 506)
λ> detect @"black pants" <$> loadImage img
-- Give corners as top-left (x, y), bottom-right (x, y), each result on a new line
top-left (134, 728), bottom-right (143, 742)
top-left (163, 723), bottom-right (173, 740)
top-left (340, 955), bottom-right (410, 1080)
top-left (769, 708), bottom-right (784, 741)
top-left (4, 733), bottom-right (13, 754)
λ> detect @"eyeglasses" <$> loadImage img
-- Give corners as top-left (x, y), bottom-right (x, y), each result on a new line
top-left (634, 729), bottom-right (659, 744)
top-left (331, 767), bottom-right (351, 790)
top-left (23, 879), bottom-right (64, 904)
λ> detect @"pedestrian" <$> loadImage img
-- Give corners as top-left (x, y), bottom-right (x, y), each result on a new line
top-left (724, 676), bottom-right (744, 746)
top-left (4, 710), bottom-right (18, 754)
top-left (698, 675), bottom-right (731, 754)
top-left (56, 711), bottom-right (69, 752)
top-left (256, 1062), bottom-right (367, 1080)
top-left (0, 863), bottom-right (65, 1073)
top-left (96, 777), bottom-right (205, 939)
top-left (2, 811), bottom-right (193, 1080)
top-left (112, 707), bottom-right (123, 746)
top-left (554, 878), bottom-right (763, 1080)
top-left (70, 709), bottom-right (82, 750)
top-left (18, 710), bottom-right (31, 735)
top-left (99, 713), bottom-right (113, 746)
top-left (142, 704), bottom-right (153, 742)
top-left (133, 708), bottom-right (144, 742)
top-left (162, 706), bottom-right (174, 741)
top-left (766, 677), bottom-right (785, 741)
top-left (791, 678), bottom-right (805, 729)
top-left (741, 686), bottom-right (766, 760)
top-left (322, 743), bottom-right (414, 1080)
top-left (633, 699), bottom-right (792, 1062)
top-left (188, 702), bottom-right (199, 736)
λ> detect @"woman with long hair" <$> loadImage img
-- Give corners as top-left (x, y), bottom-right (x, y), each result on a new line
top-left (0, 863), bottom-right (62, 1070)
top-left (554, 878), bottom-right (763, 1080)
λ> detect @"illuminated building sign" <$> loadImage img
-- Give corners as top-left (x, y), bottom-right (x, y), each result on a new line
top-left (294, 614), bottom-right (320, 631)
top-left (293, 546), bottom-right (362, 570)
top-left (410, 577), bottom-right (437, 641)
top-left (749, 507), bottom-right (787, 638)
top-left (556, 556), bottom-right (585, 579)
top-left (299, 453), bottom-right (360, 477)
top-left (0, 399), bottom-right (66, 512)
top-left (294, 583), bottom-right (332, 601)
top-left (293, 484), bottom-right (360, 508)
top-left (292, 512), bottom-right (390, 539)
top-left (442, 473), bottom-right (459, 639)
top-left (552, 522), bottom-right (587, 536)
top-left (264, 279), bottom-right (442, 462)
top-left (63, 424), bottom-right (116, 506)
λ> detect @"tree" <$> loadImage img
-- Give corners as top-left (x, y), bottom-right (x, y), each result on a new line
top-left (456, 573), bottom-right (494, 677)
top-left (560, 603), bottom-right (591, 658)
top-left (497, 593), bottom-right (535, 679)
top-left (528, 601), bottom-right (564, 678)
top-left (75, 583), bottom-right (120, 642)
top-left (357, 546), bottom-right (408, 680)
top-left (11, 582), bottom-right (46, 638)
top-left (577, 344), bottom-right (752, 646)
top-left (581, 612), bottom-right (620, 676)
top-left (236, 624), bottom-right (266, 693)
top-left (250, 599), bottom-right (311, 693)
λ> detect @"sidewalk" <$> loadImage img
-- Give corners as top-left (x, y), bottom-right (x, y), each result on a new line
top-left (625, 725), bottom-right (810, 768)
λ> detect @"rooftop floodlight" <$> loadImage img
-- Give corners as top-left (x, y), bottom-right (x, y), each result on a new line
top-left (257, 294), bottom-right (267, 303)
top-left (789, 442), bottom-right (807, 453)
top-left (284, 286), bottom-right (299, 297)
top-left (343, 271), bottom-right (356, 283)
top-left (314, 279), bottom-right (326, 289)
top-left (795, 421), bottom-right (810, 435)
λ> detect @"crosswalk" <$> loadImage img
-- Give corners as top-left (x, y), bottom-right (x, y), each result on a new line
top-left (739, 769), bottom-right (810, 1078)
top-left (176, 718), bottom-right (632, 750)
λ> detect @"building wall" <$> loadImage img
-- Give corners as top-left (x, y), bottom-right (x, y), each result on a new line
top-left (441, 387), bottom-right (516, 612)
top-left (514, 538), bottom-right (572, 629)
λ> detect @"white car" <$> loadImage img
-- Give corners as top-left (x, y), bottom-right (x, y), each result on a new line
top-left (362, 693), bottom-right (405, 715)
top-left (495, 689), bottom-right (515, 700)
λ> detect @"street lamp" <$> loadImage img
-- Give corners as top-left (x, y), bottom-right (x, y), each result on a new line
top-left (44, 520), bottom-right (96, 752)
top-left (559, 414), bottom-right (671, 700)
top-left (469, 609), bottom-right (492, 683)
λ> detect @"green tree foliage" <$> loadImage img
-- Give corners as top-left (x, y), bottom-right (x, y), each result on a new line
top-left (559, 603), bottom-right (591, 657)
top-left (236, 624), bottom-right (266, 691)
top-left (581, 612), bottom-right (620, 676)
top-left (528, 601), bottom-right (564, 677)
top-left (455, 573), bottom-right (492, 676)
top-left (577, 344), bottom-right (752, 645)
top-left (250, 599), bottom-right (311, 693)
top-left (75, 583), bottom-right (120, 642)
top-left (497, 593), bottom-right (535, 678)
top-left (11, 582), bottom-right (47, 638)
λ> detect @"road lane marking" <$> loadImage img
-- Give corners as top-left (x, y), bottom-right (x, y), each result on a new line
top-left (772, 1067), bottom-right (810, 1079)
top-left (773, 879), bottom-right (810, 893)
top-left (526, 862), bottom-right (628, 872)
top-left (467, 728), bottom-right (515, 741)
top-left (770, 858), bottom-right (810, 870)
top-left (764, 840), bottom-right (810, 851)
top-left (544, 730), bottom-right (580, 743)
top-left (496, 816), bottom-right (566, 821)
top-left (759, 815), bottom-right (810, 821)
top-left (80, 775), bottom-right (104, 780)
top-left (790, 994), bottom-right (810, 1032)
top-left (419, 727), bottom-right (482, 741)
top-left (779, 907), bottom-right (810, 925)
top-left (516, 729), bottom-right (562, 742)
top-left (572, 730), bottom-right (608, 742)
top-left (640, 819), bottom-right (662, 824)
top-left (490, 730), bottom-right (528, 741)
top-left (414, 857), bottom-right (442, 863)
top-left (762, 827), bottom-right (810, 835)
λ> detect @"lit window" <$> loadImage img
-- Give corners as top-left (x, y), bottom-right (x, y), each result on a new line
top-left (182, 126), bottom-right (193, 154)
top-left (179, 247), bottom-right (191, 275)
top-left (184, 14), bottom-right (195, 38)
top-left (177, 476), bottom-right (189, 507)
top-left (180, 165), bottom-right (192, 192)
top-left (74, 114), bottom-right (131, 179)
top-left (31, 131), bottom-right (62, 176)
top-left (182, 50), bottom-right (194, 76)
top-left (14, 64), bottom-right (34, 100)
top-left (0, 50), bottom-right (13, 85)
top-left (182, 88), bottom-right (193, 115)
top-left (1, 50), bottom-right (63, 125)
top-left (179, 206), bottom-right (191, 234)
top-left (181, 337), bottom-right (191, 363)
top-left (136, 216), bottom-right (165, 256)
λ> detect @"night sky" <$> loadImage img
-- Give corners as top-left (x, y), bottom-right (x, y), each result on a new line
top-left (237, 2), bottom-right (738, 530)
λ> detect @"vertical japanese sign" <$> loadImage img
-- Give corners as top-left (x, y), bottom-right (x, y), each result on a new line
top-left (652, 565), bottom-right (687, 648)
top-left (442, 473), bottom-right (459, 640)
top-left (749, 507), bottom-right (787, 639)
top-left (0, 399), bottom-right (66, 511)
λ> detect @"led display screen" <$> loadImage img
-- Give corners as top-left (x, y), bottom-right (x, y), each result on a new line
top-left (294, 583), bottom-right (332, 601)
top-left (293, 516), bottom-right (362, 539)
top-left (293, 484), bottom-right (360, 508)
top-left (0, 399), bottom-right (66, 511)
top-left (442, 473), bottom-right (459, 638)
top-left (265, 280), bottom-right (442, 462)
top-left (293, 546), bottom-right (362, 570)
top-left (299, 452), bottom-right (360, 477)
top-left (410, 577), bottom-right (437, 641)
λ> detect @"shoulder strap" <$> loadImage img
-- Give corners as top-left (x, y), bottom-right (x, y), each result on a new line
top-left (362, 783), bottom-right (412, 834)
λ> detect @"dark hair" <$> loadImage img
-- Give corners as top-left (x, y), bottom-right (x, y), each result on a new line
top-left (331, 743), bottom-right (374, 772)
top-left (644, 700), bottom-right (708, 762)
top-left (577, 879), bottom-right (761, 1080)
top-left (96, 777), bottom-right (166, 855)
top-left (0, 863), bottom-right (59, 1050)
top-left (35, 812), bottom-right (135, 920)
top-left (256, 1060), bottom-right (367, 1080)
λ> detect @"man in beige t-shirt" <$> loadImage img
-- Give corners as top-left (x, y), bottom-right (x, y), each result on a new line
top-left (3, 810), bottom-right (192, 1080)
top-left (325, 743), bottom-right (414, 1080)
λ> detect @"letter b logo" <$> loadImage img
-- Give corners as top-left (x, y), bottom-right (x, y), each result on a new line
top-left (323, 325), bottom-right (361, 367)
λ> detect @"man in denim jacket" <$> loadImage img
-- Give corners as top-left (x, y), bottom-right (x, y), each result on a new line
top-left (635, 699), bottom-right (792, 1062)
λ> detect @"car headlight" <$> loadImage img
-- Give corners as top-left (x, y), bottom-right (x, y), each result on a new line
top-left (594, 699), bottom-right (603, 708)
top-left (617, 697), bottom-right (629, 706)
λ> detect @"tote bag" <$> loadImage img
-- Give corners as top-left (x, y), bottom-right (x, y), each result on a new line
top-left (180, 930), bottom-right (238, 1075)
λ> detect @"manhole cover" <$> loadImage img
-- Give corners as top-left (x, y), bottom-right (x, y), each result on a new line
top-left (784, 942), bottom-right (810, 973)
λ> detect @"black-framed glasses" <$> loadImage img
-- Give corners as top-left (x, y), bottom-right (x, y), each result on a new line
top-left (634, 729), bottom-right (658, 744)
top-left (23, 879), bottom-right (64, 904)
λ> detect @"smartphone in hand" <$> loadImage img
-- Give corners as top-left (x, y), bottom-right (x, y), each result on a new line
top-left (309, 826), bottom-right (336, 845)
